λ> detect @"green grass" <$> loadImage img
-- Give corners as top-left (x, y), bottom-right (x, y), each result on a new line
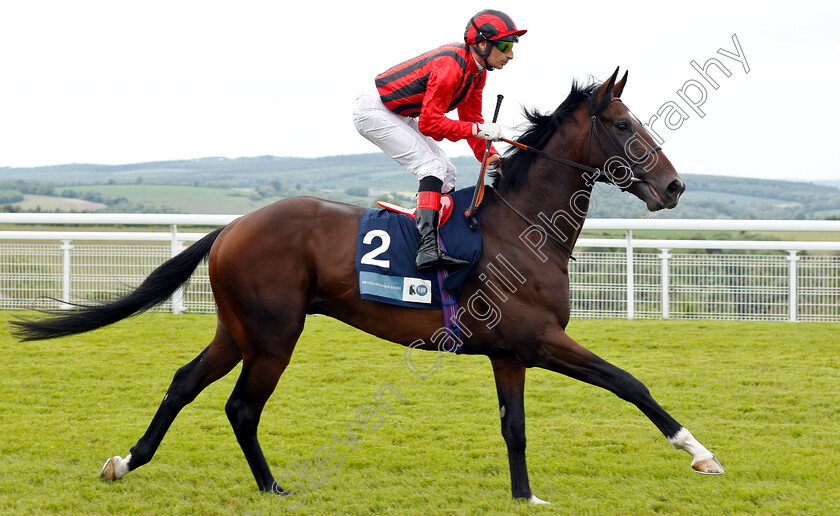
top-left (11, 194), bottom-right (107, 212)
top-left (0, 313), bottom-right (838, 514)
top-left (59, 184), bottom-right (373, 213)
top-left (7, 185), bottom-right (266, 214)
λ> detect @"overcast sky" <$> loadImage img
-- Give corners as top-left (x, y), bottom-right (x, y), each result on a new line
top-left (1, 1), bottom-right (838, 182)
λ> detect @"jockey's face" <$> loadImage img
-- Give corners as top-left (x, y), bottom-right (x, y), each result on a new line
top-left (477, 40), bottom-right (514, 70)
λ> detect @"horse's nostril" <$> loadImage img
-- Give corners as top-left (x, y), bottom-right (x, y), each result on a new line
top-left (667, 179), bottom-right (684, 196)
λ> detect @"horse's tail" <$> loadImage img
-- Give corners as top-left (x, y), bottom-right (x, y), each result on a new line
top-left (10, 227), bottom-right (225, 342)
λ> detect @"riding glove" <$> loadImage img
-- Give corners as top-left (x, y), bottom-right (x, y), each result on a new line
top-left (474, 122), bottom-right (504, 141)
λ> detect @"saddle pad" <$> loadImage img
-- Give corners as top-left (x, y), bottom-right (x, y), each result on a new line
top-left (355, 186), bottom-right (482, 308)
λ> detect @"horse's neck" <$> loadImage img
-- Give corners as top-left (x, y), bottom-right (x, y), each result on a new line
top-left (509, 135), bottom-right (593, 258)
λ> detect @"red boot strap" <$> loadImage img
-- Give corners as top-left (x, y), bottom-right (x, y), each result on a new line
top-left (417, 191), bottom-right (441, 210)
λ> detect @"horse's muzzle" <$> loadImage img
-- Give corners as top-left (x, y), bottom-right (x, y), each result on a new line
top-left (664, 178), bottom-right (686, 208)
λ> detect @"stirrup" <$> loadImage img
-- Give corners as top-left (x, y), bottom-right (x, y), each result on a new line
top-left (416, 251), bottom-right (470, 271)
top-left (416, 250), bottom-right (439, 271)
top-left (438, 253), bottom-right (470, 270)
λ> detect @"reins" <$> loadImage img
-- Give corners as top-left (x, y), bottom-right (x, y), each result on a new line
top-left (499, 137), bottom-right (603, 177)
top-left (491, 187), bottom-right (577, 260)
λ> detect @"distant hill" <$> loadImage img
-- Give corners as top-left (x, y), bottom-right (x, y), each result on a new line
top-left (0, 154), bottom-right (446, 191)
top-left (2, 154), bottom-right (839, 219)
top-left (591, 174), bottom-right (840, 220)
top-left (816, 180), bottom-right (840, 189)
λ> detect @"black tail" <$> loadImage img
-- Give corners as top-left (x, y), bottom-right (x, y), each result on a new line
top-left (10, 227), bottom-right (225, 342)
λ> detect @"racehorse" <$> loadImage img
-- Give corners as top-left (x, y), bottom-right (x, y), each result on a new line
top-left (11, 68), bottom-right (723, 505)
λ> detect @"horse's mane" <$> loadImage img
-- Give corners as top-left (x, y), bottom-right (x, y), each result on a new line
top-left (491, 79), bottom-right (603, 192)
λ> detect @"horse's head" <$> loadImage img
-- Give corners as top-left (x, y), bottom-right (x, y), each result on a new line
top-left (495, 69), bottom-right (685, 211)
top-left (586, 68), bottom-right (686, 210)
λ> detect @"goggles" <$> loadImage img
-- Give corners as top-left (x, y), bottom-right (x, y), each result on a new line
top-left (493, 40), bottom-right (514, 53)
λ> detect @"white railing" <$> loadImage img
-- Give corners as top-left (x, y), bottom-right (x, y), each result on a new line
top-left (575, 220), bottom-right (840, 322)
top-left (0, 214), bottom-right (233, 315)
top-left (1, 214), bottom-right (838, 321)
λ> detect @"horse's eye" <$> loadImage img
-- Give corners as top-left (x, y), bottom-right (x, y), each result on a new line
top-left (616, 121), bottom-right (631, 131)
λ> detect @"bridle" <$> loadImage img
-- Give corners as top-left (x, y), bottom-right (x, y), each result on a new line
top-left (586, 97), bottom-right (662, 185)
top-left (500, 96), bottom-right (661, 189)
top-left (493, 95), bottom-right (663, 259)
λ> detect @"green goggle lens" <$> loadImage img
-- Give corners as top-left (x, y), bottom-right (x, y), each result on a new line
top-left (494, 40), bottom-right (514, 53)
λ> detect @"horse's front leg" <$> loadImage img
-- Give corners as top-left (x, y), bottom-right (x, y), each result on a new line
top-left (530, 329), bottom-right (723, 474)
top-left (489, 356), bottom-right (549, 504)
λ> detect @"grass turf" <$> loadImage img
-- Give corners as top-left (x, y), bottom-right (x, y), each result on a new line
top-left (0, 313), bottom-right (837, 514)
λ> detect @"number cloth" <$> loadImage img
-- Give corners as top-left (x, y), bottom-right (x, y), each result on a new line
top-left (355, 187), bottom-right (482, 309)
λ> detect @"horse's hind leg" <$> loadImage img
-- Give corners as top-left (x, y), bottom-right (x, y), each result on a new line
top-left (224, 321), bottom-right (304, 492)
top-left (100, 321), bottom-right (242, 480)
top-left (225, 353), bottom-right (292, 492)
top-left (532, 329), bottom-right (724, 474)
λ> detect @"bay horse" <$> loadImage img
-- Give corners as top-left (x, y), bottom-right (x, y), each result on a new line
top-left (11, 68), bottom-right (723, 505)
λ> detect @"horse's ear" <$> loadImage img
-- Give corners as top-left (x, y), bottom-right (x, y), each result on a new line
top-left (613, 70), bottom-right (628, 98)
top-left (598, 67), bottom-right (620, 99)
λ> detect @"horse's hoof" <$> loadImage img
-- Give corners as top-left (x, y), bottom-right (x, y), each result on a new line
top-left (529, 494), bottom-right (550, 505)
top-left (692, 456), bottom-right (724, 475)
top-left (100, 457), bottom-right (118, 480)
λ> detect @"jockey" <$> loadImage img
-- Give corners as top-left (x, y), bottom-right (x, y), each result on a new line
top-left (353, 9), bottom-right (526, 271)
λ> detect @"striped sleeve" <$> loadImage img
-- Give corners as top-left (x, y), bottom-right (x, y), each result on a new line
top-left (416, 57), bottom-right (475, 142)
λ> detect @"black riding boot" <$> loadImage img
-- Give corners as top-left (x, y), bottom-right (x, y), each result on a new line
top-left (415, 208), bottom-right (470, 271)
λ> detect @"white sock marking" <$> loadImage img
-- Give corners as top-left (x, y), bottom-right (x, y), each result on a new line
top-left (113, 454), bottom-right (132, 478)
top-left (529, 494), bottom-right (550, 505)
top-left (668, 427), bottom-right (714, 465)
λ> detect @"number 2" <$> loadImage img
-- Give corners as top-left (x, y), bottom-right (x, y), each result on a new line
top-left (361, 230), bottom-right (391, 268)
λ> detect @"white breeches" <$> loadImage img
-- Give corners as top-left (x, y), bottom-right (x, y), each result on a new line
top-left (353, 92), bottom-right (457, 193)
